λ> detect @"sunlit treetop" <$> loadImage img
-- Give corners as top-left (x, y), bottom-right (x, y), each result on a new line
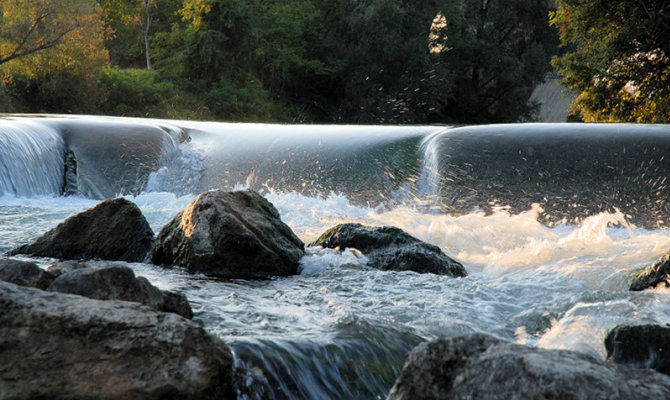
top-left (551, 0), bottom-right (670, 122)
top-left (0, 0), bottom-right (108, 77)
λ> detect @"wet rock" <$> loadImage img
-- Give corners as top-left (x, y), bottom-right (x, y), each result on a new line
top-left (8, 198), bottom-right (154, 262)
top-left (152, 190), bottom-right (304, 279)
top-left (47, 261), bottom-right (193, 319)
top-left (387, 334), bottom-right (670, 400)
top-left (311, 223), bottom-right (466, 276)
top-left (605, 324), bottom-right (670, 376)
top-left (0, 258), bottom-right (54, 289)
top-left (46, 259), bottom-right (88, 277)
top-left (630, 252), bottom-right (670, 291)
top-left (0, 281), bottom-right (234, 399)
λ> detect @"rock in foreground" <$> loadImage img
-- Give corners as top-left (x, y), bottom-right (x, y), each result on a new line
top-left (630, 252), bottom-right (670, 291)
top-left (606, 324), bottom-right (670, 376)
top-left (0, 258), bottom-right (54, 289)
top-left (311, 223), bottom-right (466, 276)
top-left (152, 190), bottom-right (304, 279)
top-left (387, 334), bottom-right (670, 400)
top-left (47, 261), bottom-right (193, 319)
top-left (0, 281), bottom-right (234, 399)
top-left (8, 198), bottom-right (154, 262)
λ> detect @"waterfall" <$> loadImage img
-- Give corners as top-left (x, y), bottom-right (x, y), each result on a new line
top-left (1, 116), bottom-right (670, 227)
top-left (0, 119), bottom-right (65, 197)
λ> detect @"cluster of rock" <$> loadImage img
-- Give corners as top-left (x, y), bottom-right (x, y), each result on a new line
top-left (384, 248), bottom-right (670, 400)
top-left (311, 223), bottom-right (466, 276)
top-left (7, 188), bottom-right (670, 399)
top-left (2, 189), bottom-right (469, 399)
top-left (7, 190), bottom-right (467, 280)
top-left (0, 197), bottom-right (233, 399)
top-left (386, 333), bottom-right (670, 400)
top-left (0, 280), bottom-right (234, 399)
top-left (0, 259), bottom-right (192, 318)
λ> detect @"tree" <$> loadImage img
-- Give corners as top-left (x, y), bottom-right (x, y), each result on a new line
top-left (142, 0), bottom-right (155, 69)
top-left (0, 0), bottom-right (108, 113)
top-left (0, 0), bottom-right (106, 67)
top-left (428, 0), bottom-right (558, 123)
top-left (551, 0), bottom-right (670, 122)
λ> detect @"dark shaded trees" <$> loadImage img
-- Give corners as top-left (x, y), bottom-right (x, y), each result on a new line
top-left (1, 0), bottom-right (561, 123)
top-left (428, 0), bottom-right (558, 123)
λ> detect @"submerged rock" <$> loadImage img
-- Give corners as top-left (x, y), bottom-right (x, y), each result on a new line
top-left (0, 281), bottom-right (234, 399)
top-left (311, 223), bottom-right (466, 276)
top-left (605, 324), bottom-right (670, 376)
top-left (630, 252), bottom-right (670, 291)
top-left (47, 261), bottom-right (193, 319)
top-left (152, 190), bottom-right (304, 279)
top-left (8, 198), bottom-right (154, 262)
top-left (387, 334), bottom-right (670, 400)
top-left (0, 258), bottom-right (54, 289)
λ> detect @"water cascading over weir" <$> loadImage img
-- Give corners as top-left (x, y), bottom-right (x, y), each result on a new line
top-left (1, 115), bottom-right (669, 227)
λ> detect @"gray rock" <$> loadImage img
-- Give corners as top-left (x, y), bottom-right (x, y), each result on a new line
top-left (47, 261), bottom-right (193, 319)
top-left (46, 259), bottom-right (89, 277)
top-left (311, 223), bottom-right (466, 276)
top-left (630, 252), bottom-right (670, 291)
top-left (152, 190), bottom-right (305, 279)
top-left (0, 258), bottom-right (54, 289)
top-left (387, 334), bottom-right (670, 400)
top-left (605, 324), bottom-right (670, 376)
top-left (0, 281), bottom-right (234, 399)
top-left (8, 198), bottom-right (154, 262)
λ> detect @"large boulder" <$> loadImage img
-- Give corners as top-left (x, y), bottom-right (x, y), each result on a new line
top-left (0, 258), bottom-right (54, 289)
top-left (630, 252), bottom-right (670, 291)
top-left (151, 190), bottom-right (305, 279)
top-left (0, 281), bottom-right (234, 399)
top-left (47, 261), bottom-right (193, 319)
top-left (311, 223), bottom-right (466, 276)
top-left (605, 324), bottom-right (670, 376)
top-left (386, 334), bottom-right (670, 400)
top-left (8, 198), bottom-right (154, 262)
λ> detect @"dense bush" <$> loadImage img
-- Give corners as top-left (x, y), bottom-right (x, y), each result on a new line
top-left (96, 67), bottom-right (177, 117)
top-left (0, 70), bottom-right (102, 114)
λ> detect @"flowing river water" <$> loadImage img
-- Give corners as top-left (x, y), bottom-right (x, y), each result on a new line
top-left (1, 115), bottom-right (670, 399)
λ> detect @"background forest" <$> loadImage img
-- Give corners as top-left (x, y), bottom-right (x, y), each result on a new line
top-left (0, 0), bottom-right (667, 123)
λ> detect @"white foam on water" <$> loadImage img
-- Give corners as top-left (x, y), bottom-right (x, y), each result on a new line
top-left (2, 188), bottom-right (670, 360)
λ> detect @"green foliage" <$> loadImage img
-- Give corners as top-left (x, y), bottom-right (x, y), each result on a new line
top-left (97, 0), bottom-right (145, 67)
top-left (551, 0), bottom-right (670, 122)
top-left (96, 67), bottom-right (176, 116)
top-left (1, 70), bottom-right (102, 113)
top-left (203, 77), bottom-right (283, 121)
top-left (1, 0), bottom-right (562, 123)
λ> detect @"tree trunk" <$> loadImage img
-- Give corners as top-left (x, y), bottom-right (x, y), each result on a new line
top-left (144, 0), bottom-right (152, 70)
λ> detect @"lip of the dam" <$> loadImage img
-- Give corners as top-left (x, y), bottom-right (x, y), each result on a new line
top-left (11, 117), bottom-right (186, 199)
top-left (425, 123), bottom-right (670, 227)
top-left (3, 116), bottom-right (670, 227)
